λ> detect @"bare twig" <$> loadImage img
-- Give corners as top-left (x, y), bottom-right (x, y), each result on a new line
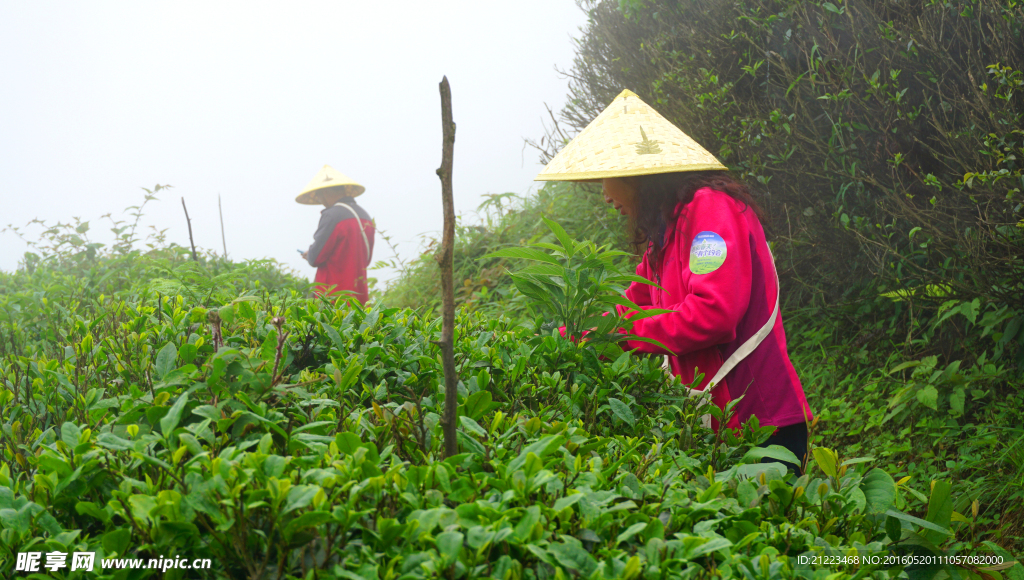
top-left (218, 194), bottom-right (228, 259)
top-left (434, 76), bottom-right (458, 459)
top-left (180, 197), bottom-right (198, 262)
top-left (270, 316), bottom-right (290, 386)
top-left (207, 310), bottom-right (223, 352)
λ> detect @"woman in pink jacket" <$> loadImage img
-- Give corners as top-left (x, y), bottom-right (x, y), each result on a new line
top-left (536, 90), bottom-right (813, 472)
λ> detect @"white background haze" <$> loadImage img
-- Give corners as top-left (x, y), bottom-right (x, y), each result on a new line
top-left (0, 2), bottom-right (587, 290)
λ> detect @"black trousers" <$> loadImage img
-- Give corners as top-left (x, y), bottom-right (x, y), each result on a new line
top-left (759, 422), bottom-right (808, 475)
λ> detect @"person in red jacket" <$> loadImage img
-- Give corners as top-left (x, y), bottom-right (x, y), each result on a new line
top-left (296, 165), bottom-right (375, 304)
top-left (536, 90), bottom-right (813, 473)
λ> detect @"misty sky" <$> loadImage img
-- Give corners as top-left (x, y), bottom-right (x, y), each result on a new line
top-left (0, 2), bottom-right (588, 289)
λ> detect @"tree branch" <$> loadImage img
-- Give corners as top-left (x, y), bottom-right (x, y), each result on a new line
top-left (435, 76), bottom-right (458, 459)
top-left (180, 197), bottom-right (198, 262)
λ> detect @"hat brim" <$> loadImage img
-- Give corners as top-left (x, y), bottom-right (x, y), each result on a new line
top-left (536, 163), bottom-right (727, 182)
top-left (295, 183), bottom-right (366, 205)
top-left (535, 89), bottom-right (728, 182)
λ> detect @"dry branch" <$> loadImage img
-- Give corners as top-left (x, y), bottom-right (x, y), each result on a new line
top-left (181, 197), bottom-right (198, 262)
top-left (435, 76), bottom-right (458, 458)
top-left (218, 194), bottom-right (228, 259)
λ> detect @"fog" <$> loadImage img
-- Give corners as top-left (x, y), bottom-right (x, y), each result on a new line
top-left (0, 1), bottom-right (587, 289)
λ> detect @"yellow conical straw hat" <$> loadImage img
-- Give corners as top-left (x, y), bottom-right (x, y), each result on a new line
top-left (535, 89), bottom-right (726, 181)
top-left (295, 165), bottom-right (366, 204)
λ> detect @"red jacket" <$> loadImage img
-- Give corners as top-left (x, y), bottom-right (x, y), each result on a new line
top-left (619, 187), bottom-right (813, 431)
top-left (306, 200), bottom-right (375, 304)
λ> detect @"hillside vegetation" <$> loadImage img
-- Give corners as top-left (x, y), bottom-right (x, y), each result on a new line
top-left (2, 0), bottom-right (1024, 577)
top-left (0, 183), bottom-right (1016, 578)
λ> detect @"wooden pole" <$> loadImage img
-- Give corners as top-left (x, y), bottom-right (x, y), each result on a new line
top-left (435, 76), bottom-right (458, 458)
top-left (181, 197), bottom-right (198, 262)
top-left (218, 194), bottom-right (228, 259)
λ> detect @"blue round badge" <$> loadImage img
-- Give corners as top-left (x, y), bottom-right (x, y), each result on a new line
top-left (689, 231), bottom-right (727, 274)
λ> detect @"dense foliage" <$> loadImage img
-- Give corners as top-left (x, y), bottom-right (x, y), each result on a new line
top-left (513, 0), bottom-right (1024, 560)
top-left (375, 182), bottom-right (627, 313)
top-left (537, 0), bottom-right (1024, 360)
top-left (3, 1), bottom-right (1024, 576)
top-left (0, 188), bottom-right (1019, 578)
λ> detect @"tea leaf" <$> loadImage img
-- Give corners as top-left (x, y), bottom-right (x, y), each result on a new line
top-left (884, 509), bottom-right (953, 536)
top-left (607, 398), bottom-right (635, 427)
top-left (742, 445), bottom-right (799, 465)
top-left (160, 392), bottom-right (189, 435)
top-left (812, 447), bottom-right (838, 478)
top-left (916, 385), bottom-right (938, 410)
top-left (484, 247), bottom-right (560, 265)
top-left (155, 341), bottom-right (177, 379)
top-left (436, 531), bottom-right (464, 566)
top-left (861, 468), bottom-right (896, 513)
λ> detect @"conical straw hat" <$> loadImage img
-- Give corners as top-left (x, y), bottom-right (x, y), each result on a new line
top-left (535, 89), bottom-right (726, 182)
top-left (295, 165), bottom-right (366, 204)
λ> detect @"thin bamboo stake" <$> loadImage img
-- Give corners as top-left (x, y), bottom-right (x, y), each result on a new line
top-left (181, 197), bottom-right (198, 262)
top-left (218, 194), bottom-right (228, 259)
top-left (434, 76), bottom-right (458, 458)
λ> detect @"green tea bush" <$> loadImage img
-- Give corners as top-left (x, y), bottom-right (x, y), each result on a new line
top-left (784, 298), bottom-right (1024, 551)
top-left (527, 1), bottom-right (1024, 551)
top-left (377, 181), bottom-right (630, 313)
top-left (0, 189), bottom-right (310, 361)
top-left (2, 203), bottom-right (1018, 578)
top-left (2, 291), bottom-right (997, 579)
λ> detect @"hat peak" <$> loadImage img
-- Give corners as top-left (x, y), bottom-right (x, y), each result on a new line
top-left (535, 88), bottom-right (727, 181)
top-left (295, 165), bottom-right (366, 204)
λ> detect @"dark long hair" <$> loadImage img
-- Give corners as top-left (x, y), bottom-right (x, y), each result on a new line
top-left (628, 171), bottom-right (768, 270)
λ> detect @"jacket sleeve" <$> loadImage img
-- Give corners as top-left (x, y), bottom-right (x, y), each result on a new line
top-left (307, 213), bottom-right (344, 267)
top-left (622, 191), bottom-right (753, 356)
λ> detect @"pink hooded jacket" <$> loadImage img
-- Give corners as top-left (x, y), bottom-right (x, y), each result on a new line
top-left (620, 187), bottom-right (813, 431)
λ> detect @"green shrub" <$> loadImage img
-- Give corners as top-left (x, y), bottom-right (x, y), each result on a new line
top-left (3, 291), bottom-right (999, 579)
top-left (534, 5), bottom-right (1024, 545)
top-left (2, 208), bottom-right (1017, 578)
top-left (543, 0), bottom-right (1024, 352)
top-left (377, 181), bottom-right (631, 313)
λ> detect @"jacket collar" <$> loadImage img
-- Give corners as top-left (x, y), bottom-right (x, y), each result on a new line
top-left (322, 199), bottom-right (357, 213)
